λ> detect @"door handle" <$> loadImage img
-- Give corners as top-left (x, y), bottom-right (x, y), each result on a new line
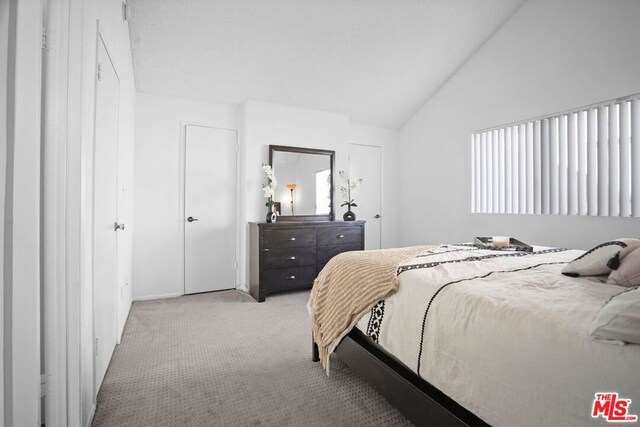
top-left (374, 214), bottom-right (381, 219)
top-left (187, 216), bottom-right (199, 222)
top-left (114, 222), bottom-right (125, 231)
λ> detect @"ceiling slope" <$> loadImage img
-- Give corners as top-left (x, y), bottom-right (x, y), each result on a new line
top-left (129, 0), bottom-right (524, 129)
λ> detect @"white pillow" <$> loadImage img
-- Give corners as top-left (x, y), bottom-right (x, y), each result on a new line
top-left (562, 238), bottom-right (640, 277)
top-left (590, 285), bottom-right (640, 345)
top-left (607, 247), bottom-right (640, 287)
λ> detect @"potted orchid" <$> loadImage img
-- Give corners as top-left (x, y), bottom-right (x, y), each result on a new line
top-left (339, 170), bottom-right (363, 221)
top-left (262, 164), bottom-right (278, 223)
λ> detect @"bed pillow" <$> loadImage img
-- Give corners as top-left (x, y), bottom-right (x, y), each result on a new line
top-left (590, 285), bottom-right (640, 345)
top-left (607, 247), bottom-right (640, 287)
top-left (562, 238), bottom-right (640, 277)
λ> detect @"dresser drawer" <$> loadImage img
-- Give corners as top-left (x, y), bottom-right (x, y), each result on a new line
top-left (262, 266), bottom-right (317, 291)
top-left (317, 226), bottom-right (362, 246)
top-left (250, 222), bottom-right (365, 302)
top-left (263, 228), bottom-right (316, 249)
top-left (316, 244), bottom-right (362, 266)
top-left (263, 247), bottom-right (316, 269)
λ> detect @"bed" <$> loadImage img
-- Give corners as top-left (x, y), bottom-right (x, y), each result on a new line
top-left (309, 244), bottom-right (640, 426)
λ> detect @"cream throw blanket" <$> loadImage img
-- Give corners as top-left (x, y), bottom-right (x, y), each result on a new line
top-left (309, 245), bottom-right (436, 373)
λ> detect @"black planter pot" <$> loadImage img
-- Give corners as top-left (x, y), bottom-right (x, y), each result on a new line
top-left (266, 210), bottom-right (277, 223)
top-left (343, 210), bottom-right (356, 221)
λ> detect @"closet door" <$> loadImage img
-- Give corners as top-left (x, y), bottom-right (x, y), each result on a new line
top-left (93, 35), bottom-right (120, 391)
top-left (184, 125), bottom-right (237, 294)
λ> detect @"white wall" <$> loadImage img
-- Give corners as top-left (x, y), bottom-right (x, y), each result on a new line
top-left (0, 0), bottom-right (8, 420)
top-left (134, 97), bottom-right (399, 298)
top-left (2, 0), bottom-right (43, 424)
top-left (133, 93), bottom-right (239, 299)
top-left (399, 0), bottom-right (640, 250)
top-left (242, 100), bottom-right (352, 222)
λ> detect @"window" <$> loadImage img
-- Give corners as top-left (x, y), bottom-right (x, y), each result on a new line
top-left (471, 95), bottom-right (640, 217)
top-left (315, 169), bottom-right (331, 215)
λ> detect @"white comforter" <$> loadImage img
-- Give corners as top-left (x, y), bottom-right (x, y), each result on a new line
top-left (354, 245), bottom-right (640, 427)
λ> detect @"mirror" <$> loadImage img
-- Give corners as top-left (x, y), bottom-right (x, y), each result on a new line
top-left (269, 145), bottom-right (335, 221)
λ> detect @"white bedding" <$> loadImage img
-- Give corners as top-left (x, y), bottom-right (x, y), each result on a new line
top-left (354, 245), bottom-right (640, 427)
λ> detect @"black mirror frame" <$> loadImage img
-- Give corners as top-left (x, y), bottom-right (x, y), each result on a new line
top-left (269, 144), bottom-right (335, 222)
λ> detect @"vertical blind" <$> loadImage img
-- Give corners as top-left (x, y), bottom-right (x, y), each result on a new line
top-left (471, 95), bottom-right (640, 217)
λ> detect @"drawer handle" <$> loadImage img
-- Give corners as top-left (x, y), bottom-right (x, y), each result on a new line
top-left (286, 275), bottom-right (296, 280)
top-left (287, 256), bottom-right (296, 260)
top-left (337, 234), bottom-right (345, 238)
top-left (289, 237), bottom-right (296, 241)
top-left (263, 248), bottom-right (270, 252)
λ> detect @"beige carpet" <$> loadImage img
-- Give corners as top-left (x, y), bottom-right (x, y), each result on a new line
top-left (92, 289), bottom-right (411, 426)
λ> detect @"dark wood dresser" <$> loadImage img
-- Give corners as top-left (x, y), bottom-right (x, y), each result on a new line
top-left (249, 221), bottom-right (365, 302)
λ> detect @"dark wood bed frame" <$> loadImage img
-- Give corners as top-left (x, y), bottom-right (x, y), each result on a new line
top-left (312, 329), bottom-right (489, 427)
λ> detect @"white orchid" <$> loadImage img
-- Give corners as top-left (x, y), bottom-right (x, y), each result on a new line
top-left (340, 186), bottom-right (349, 199)
top-left (262, 163), bottom-right (277, 208)
top-left (262, 184), bottom-right (274, 198)
top-left (337, 170), bottom-right (363, 209)
top-left (262, 164), bottom-right (276, 182)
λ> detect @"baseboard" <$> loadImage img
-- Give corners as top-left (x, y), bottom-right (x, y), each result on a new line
top-left (118, 299), bottom-right (133, 343)
top-left (132, 292), bottom-right (182, 301)
top-left (86, 404), bottom-right (96, 427)
top-left (133, 287), bottom-right (250, 301)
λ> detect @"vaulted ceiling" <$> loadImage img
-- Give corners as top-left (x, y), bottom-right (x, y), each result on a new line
top-left (128, 0), bottom-right (525, 129)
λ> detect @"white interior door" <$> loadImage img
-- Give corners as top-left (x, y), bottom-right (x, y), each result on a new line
top-left (184, 126), bottom-right (237, 294)
top-left (349, 144), bottom-right (382, 250)
top-left (93, 36), bottom-right (120, 392)
top-left (116, 128), bottom-right (130, 342)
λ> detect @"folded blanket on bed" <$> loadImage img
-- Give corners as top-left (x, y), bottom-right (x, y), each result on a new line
top-left (309, 245), bottom-right (436, 373)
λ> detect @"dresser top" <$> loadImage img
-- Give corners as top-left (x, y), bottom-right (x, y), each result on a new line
top-left (251, 220), bottom-right (365, 228)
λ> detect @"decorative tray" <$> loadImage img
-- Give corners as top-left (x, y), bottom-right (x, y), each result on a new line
top-left (474, 237), bottom-right (533, 252)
